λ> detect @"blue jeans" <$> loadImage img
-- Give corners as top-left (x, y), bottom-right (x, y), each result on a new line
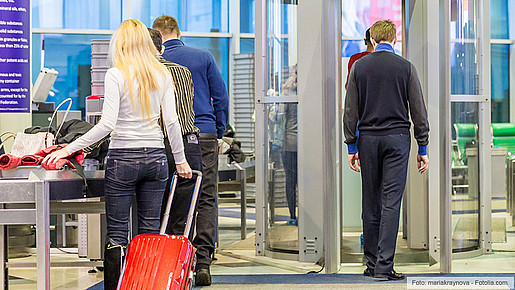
top-left (104, 148), bottom-right (168, 247)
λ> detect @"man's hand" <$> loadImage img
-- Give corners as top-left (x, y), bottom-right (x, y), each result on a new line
top-left (348, 153), bottom-right (360, 172)
top-left (417, 154), bottom-right (429, 174)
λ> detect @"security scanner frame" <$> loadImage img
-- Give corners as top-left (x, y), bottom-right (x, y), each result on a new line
top-left (251, 0), bottom-right (503, 275)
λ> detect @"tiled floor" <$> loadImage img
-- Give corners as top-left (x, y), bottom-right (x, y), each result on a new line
top-left (5, 202), bottom-right (515, 289)
top-left (8, 257), bottom-right (104, 289)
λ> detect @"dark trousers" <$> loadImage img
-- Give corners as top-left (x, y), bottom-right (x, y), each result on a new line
top-left (358, 134), bottom-right (410, 274)
top-left (162, 134), bottom-right (203, 239)
top-left (282, 150), bottom-right (298, 219)
top-left (104, 148), bottom-right (168, 247)
top-left (193, 133), bottom-right (219, 266)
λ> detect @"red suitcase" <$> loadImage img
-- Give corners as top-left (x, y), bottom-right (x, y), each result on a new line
top-left (118, 170), bottom-right (202, 290)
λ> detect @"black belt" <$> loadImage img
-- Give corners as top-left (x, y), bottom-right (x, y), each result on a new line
top-left (198, 133), bottom-right (217, 139)
top-left (183, 132), bottom-right (199, 137)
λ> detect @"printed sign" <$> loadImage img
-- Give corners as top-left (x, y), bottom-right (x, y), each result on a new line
top-left (0, 0), bottom-right (30, 113)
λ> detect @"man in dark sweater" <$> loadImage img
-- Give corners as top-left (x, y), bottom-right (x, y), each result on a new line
top-left (344, 20), bottom-right (429, 281)
top-left (153, 16), bottom-right (229, 286)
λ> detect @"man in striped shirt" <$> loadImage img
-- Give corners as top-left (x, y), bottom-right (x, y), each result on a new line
top-left (148, 28), bottom-right (202, 238)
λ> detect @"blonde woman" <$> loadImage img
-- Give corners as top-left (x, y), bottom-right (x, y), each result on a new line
top-left (43, 19), bottom-right (192, 289)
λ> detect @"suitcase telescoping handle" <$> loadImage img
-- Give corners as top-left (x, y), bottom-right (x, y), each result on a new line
top-left (160, 170), bottom-right (203, 237)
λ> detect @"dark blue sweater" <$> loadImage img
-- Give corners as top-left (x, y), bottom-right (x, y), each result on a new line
top-left (162, 39), bottom-right (229, 138)
top-left (344, 43), bottom-right (429, 155)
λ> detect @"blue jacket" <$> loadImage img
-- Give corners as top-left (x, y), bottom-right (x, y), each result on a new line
top-left (162, 39), bottom-right (229, 138)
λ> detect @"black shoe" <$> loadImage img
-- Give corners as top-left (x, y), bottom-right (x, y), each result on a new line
top-left (363, 267), bottom-right (374, 277)
top-left (195, 265), bottom-right (212, 286)
top-left (374, 270), bottom-right (405, 280)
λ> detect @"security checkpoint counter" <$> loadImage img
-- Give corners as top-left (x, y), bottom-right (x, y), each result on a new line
top-left (0, 166), bottom-right (105, 290)
top-left (0, 159), bottom-right (256, 289)
top-left (217, 157), bottom-right (255, 240)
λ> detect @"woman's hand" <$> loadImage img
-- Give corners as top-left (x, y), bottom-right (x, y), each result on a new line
top-left (176, 162), bottom-right (193, 179)
top-left (42, 148), bottom-right (70, 166)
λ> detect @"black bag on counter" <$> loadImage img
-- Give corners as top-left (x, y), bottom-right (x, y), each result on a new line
top-left (24, 119), bottom-right (109, 163)
top-left (219, 137), bottom-right (246, 163)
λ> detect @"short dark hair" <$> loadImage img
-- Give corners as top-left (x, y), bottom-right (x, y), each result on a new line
top-left (153, 15), bottom-right (180, 36)
top-left (365, 28), bottom-right (371, 43)
top-left (148, 28), bottom-right (162, 52)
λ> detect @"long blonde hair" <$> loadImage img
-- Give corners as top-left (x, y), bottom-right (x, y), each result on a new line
top-left (109, 19), bottom-right (169, 121)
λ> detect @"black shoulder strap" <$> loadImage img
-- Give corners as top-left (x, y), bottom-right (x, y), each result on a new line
top-left (69, 158), bottom-right (88, 196)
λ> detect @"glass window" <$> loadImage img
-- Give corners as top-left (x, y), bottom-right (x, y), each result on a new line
top-left (342, 40), bottom-right (366, 58)
top-left (32, 34), bottom-right (111, 115)
top-left (32, 34), bottom-right (229, 117)
top-left (491, 44), bottom-right (510, 123)
top-left (342, 0), bottom-right (402, 39)
top-left (181, 37), bottom-right (230, 89)
top-left (490, 0), bottom-right (509, 39)
top-left (240, 38), bottom-right (255, 53)
top-left (32, 0), bottom-right (122, 30)
top-left (490, 0), bottom-right (510, 123)
top-left (240, 0), bottom-right (255, 33)
top-left (341, 0), bottom-right (403, 64)
top-left (131, 0), bottom-right (229, 33)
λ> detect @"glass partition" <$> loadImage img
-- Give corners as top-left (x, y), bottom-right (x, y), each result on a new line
top-left (449, 0), bottom-right (486, 257)
top-left (259, 0), bottom-right (299, 257)
top-left (266, 0), bottom-right (296, 97)
top-left (451, 103), bottom-right (480, 252)
top-left (450, 0), bottom-right (479, 95)
top-left (266, 103), bottom-right (298, 253)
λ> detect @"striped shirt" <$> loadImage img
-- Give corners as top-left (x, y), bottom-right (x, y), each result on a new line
top-left (158, 56), bottom-right (199, 136)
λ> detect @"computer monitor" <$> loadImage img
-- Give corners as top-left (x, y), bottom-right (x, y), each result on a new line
top-left (32, 68), bottom-right (58, 103)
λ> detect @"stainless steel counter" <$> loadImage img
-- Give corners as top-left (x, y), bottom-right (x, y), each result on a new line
top-left (0, 159), bottom-right (256, 289)
top-left (0, 166), bottom-right (105, 290)
top-left (218, 159), bottom-right (255, 240)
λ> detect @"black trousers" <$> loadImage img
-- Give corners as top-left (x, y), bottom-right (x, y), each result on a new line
top-left (162, 134), bottom-right (203, 240)
top-left (358, 133), bottom-right (410, 274)
top-left (281, 150), bottom-right (297, 219)
top-left (193, 133), bottom-right (219, 266)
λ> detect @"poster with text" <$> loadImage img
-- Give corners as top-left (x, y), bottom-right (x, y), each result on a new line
top-left (0, 0), bottom-right (30, 113)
